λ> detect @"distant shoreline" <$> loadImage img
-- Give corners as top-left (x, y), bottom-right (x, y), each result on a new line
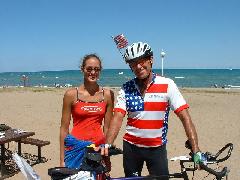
top-left (1, 68), bottom-right (240, 74)
top-left (1, 69), bottom-right (240, 88)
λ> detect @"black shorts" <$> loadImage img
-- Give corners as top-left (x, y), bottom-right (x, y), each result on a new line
top-left (123, 141), bottom-right (169, 178)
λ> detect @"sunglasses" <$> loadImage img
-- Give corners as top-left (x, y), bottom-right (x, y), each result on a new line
top-left (129, 59), bottom-right (150, 69)
top-left (85, 67), bottom-right (101, 73)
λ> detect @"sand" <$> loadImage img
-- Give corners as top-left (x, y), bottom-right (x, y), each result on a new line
top-left (0, 87), bottom-right (239, 179)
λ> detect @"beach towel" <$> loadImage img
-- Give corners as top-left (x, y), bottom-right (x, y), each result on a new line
top-left (12, 152), bottom-right (41, 180)
top-left (64, 134), bottom-right (92, 169)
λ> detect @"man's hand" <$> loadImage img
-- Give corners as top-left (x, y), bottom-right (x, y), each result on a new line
top-left (193, 151), bottom-right (206, 169)
top-left (100, 144), bottom-right (112, 156)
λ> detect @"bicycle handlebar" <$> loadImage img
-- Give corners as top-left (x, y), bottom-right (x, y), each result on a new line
top-left (85, 146), bottom-right (123, 162)
top-left (211, 143), bottom-right (233, 163)
top-left (185, 140), bottom-right (233, 163)
top-left (108, 146), bottom-right (123, 156)
top-left (184, 140), bottom-right (233, 180)
top-left (199, 163), bottom-right (229, 180)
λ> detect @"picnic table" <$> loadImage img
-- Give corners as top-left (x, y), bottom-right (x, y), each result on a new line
top-left (0, 128), bottom-right (35, 178)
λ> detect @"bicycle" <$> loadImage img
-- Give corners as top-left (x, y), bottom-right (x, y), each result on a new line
top-left (48, 140), bottom-right (233, 180)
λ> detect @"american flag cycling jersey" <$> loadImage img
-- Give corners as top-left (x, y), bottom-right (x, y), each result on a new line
top-left (114, 73), bottom-right (189, 147)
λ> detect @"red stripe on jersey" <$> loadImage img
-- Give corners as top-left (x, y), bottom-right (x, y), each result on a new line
top-left (147, 84), bottom-right (168, 93)
top-left (144, 102), bottom-right (168, 111)
top-left (114, 108), bottom-right (126, 116)
top-left (127, 118), bottom-right (163, 129)
top-left (123, 133), bottom-right (162, 147)
top-left (174, 104), bottom-right (189, 114)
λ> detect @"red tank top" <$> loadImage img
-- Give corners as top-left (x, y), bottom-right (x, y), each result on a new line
top-left (71, 88), bottom-right (107, 146)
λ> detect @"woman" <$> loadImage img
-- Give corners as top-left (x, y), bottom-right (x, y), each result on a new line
top-left (60, 54), bottom-right (114, 170)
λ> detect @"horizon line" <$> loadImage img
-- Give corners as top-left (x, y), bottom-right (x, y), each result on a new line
top-left (0, 68), bottom-right (239, 74)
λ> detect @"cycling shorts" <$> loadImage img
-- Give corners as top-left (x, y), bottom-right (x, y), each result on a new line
top-left (123, 141), bottom-right (169, 178)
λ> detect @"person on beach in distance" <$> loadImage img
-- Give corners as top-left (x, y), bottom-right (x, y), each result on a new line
top-left (60, 54), bottom-right (114, 173)
top-left (103, 42), bottom-right (204, 178)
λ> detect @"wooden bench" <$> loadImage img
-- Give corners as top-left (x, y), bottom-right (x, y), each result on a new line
top-left (17, 137), bottom-right (50, 162)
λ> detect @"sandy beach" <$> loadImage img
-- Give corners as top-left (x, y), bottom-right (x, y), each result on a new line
top-left (0, 87), bottom-right (239, 179)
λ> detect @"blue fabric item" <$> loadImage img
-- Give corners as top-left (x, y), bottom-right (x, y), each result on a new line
top-left (64, 134), bottom-right (92, 169)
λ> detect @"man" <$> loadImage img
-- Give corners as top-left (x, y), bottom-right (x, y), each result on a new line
top-left (103, 42), bottom-right (203, 178)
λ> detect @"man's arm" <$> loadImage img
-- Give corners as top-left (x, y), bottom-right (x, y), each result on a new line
top-left (102, 111), bottom-right (124, 155)
top-left (177, 108), bottom-right (200, 153)
top-left (103, 89), bottom-right (115, 136)
top-left (106, 111), bottom-right (124, 144)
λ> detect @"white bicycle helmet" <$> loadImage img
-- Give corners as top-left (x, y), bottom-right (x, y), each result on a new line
top-left (124, 42), bottom-right (153, 63)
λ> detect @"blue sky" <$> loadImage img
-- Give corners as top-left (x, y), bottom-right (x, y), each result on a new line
top-left (0, 0), bottom-right (240, 72)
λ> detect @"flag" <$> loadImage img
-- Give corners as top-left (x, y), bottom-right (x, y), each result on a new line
top-left (113, 34), bottom-right (128, 49)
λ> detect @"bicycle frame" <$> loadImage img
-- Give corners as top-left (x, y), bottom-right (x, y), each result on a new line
top-left (48, 142), bottom-right (233, 180)
top-left (111, 159), bottom-right (194, 180)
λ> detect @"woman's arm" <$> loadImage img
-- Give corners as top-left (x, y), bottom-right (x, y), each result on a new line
top-left (103, 89), bottom-right (114, 136)
top-left (59, 90), bottom-right (74, 167)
